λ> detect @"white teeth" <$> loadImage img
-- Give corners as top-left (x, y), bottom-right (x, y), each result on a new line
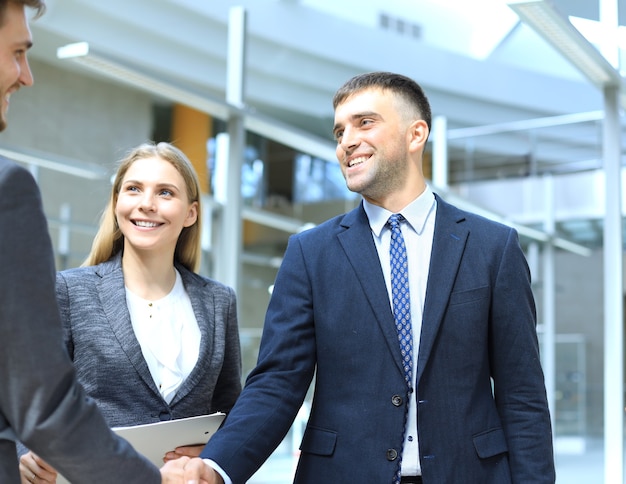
top-left (135, 220), bottom-right (159, 228)
top-left (349, 156), bottom-right (368, 167)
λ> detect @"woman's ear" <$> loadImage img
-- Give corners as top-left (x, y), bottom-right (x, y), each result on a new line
top-left (183, 201), bottom-right (199, 228)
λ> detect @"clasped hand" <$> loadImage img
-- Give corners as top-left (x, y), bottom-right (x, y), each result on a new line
top-left (161, 456), bottom-right (223, 484)
top-left (20, 445), bottom-right (218, 484)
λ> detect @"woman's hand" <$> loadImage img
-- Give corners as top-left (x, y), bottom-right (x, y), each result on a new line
top-left (163, 444), bottom-right (205, 462)
top-left (19, 451), bottom-right (58, 484)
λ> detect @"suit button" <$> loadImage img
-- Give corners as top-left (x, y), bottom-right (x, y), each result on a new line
top-left (159, 411), bottom-right (171, 421)
top-left (386, 449), bottom-right (398, 461)
top-left (392, 395), bottom-right (403, 406)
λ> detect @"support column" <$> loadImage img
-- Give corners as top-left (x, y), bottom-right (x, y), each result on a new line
top-left (213, 6), bottom-right (246, 295)
top-left (603, 83), bottom-right (623, 484)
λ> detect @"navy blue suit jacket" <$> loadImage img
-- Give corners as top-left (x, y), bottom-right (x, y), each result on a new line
top-left (202, 194), bottom-right (555, 483)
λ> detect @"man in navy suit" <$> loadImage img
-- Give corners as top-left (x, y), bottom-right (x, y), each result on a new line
top-left (0, 1), bottom-right (187, 482)
top-left (179, 71), bottom-right (555, 483)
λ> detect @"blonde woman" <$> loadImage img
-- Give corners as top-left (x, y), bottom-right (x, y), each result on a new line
top-left (20, 142), bottom-right (241, 483)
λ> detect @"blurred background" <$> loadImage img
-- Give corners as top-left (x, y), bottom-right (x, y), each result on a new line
top-left (7, 0), bottom-right (626, 481)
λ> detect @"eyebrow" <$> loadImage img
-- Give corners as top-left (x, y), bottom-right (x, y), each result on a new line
top-left (333, 111), bottom-right (381, 133)
top-left (13, 39), bottom-right (33, 50)
top-left (122, 180), bottom-right (181, 191)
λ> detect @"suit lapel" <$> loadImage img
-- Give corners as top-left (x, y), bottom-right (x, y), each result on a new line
top-left (337, 205), bottom-right (407, 377)
top-left (169, 268), bottom-right (212, 406)
top-left (96, 257), bottom-right (161, 398)
top-left (416, 196), bottom-right (468, 384)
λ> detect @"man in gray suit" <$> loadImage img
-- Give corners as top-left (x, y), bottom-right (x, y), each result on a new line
top-left (0, 1), bottom-right (185, 482)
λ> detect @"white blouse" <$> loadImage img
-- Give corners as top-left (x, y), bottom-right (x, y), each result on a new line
top-left (126, 269), bottom-right (200, 404)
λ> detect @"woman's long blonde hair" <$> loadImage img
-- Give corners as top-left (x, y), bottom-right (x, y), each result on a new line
top-left (83, 141), bottom-right (202, 272)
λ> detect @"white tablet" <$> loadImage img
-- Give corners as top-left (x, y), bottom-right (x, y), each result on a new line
top-left (58, 412), bottom-right (225, 483)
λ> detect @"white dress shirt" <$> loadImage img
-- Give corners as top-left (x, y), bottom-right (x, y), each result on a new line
top-left (126, 269), bottom-right (200, 404)
top-left (363, 185), bottom-right (437, 476)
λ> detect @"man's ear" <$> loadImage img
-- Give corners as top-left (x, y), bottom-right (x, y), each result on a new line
top-left (408, 119), bottom-right (429, 154)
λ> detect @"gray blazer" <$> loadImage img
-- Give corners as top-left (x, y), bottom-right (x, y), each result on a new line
top-left (56, 253), bottom-right (242, 427)
top-left (0, 158), bottom-right (160, 484)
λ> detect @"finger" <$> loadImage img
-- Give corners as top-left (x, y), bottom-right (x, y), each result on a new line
top-left (183, 458), bottom-right (215, 484)
top-left (19, 467), bottom-right (31, 484)
top-left (19, 452), bottom-right (38, 482)
top-left (19, 453), bottom-right (58, 484)
top-left (163, 451), bottom-right (175, 463)
top-left (26, 453), bottom-right (57, 482)
top-left (173, 444), bottom-right (204, 458)
top-left (33, 467), bottom-right (58, 483)
top-left (32, 453), bottom-right (57, 474)
top-left (160, 457), bottom-right (189, 483)
top-left (18, 466), bottom-right (36, 484)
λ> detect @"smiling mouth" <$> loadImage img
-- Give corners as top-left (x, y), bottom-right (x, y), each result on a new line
top-left (133, 220), bottom-right (161, 228)
top-left (348, 155), bottom-right (369, 167)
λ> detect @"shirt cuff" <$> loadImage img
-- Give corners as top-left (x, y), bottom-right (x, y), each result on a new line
top-left (204, 459), bottom-right (232, 484)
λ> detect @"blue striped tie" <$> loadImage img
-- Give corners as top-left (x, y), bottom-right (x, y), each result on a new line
top-left (388, 213), bottom-right (413, 484)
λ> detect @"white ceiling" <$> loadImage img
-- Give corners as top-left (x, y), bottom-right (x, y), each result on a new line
top-left (28, 0), bottom-right (626, 182)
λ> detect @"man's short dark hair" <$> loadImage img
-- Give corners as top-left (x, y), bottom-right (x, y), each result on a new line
top-left (332, 71), bottom-right (432, 134)
top-left (0, 0), bottom-right (46, 27)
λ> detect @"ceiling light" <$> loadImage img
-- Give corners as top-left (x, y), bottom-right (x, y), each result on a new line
top-left (507, 0), bottom-right (622, 88)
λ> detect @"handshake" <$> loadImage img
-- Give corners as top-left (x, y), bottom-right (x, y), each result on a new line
top-left (160, 457), bottom-right (223, 484)
top-left (20, 447), bottom-right (226, 484)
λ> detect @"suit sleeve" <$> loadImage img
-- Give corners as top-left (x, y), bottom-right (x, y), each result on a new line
top-left (201, 233), bottom-right (317, 482)
top-left (0, 161), bottom-right (161, 483)
top-left (490, 227), bottom-right (555, 482)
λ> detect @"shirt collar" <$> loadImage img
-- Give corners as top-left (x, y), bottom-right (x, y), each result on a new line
top-left (363, 184), bottom-right (436, 237)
